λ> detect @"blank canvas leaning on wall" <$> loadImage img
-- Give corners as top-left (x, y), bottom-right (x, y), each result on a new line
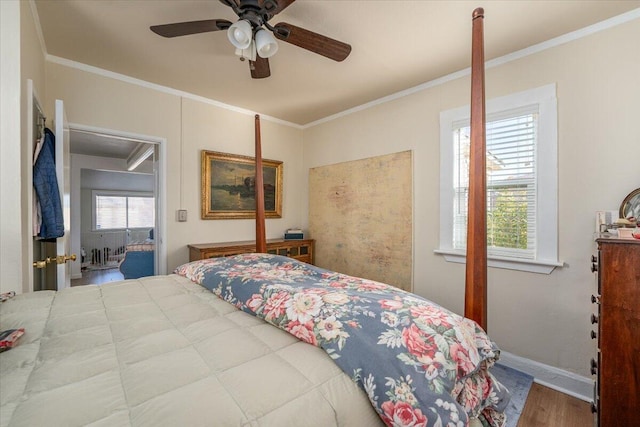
top-left (309, 150), bottom-right (413, 291)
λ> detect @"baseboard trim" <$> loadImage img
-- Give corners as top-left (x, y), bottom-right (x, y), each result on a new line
top-left (498, 351), bottom-right (593, 402)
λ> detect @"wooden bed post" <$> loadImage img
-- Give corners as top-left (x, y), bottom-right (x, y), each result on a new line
top-left (465, 8), bottom-right (488, 330)
top-left (255, 114), bottom-right (267, 253)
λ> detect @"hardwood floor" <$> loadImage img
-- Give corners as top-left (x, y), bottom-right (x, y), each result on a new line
top-left (71, 267), bottom-right (124, 286)
top-left (518, 383), bottom-right (593, 427)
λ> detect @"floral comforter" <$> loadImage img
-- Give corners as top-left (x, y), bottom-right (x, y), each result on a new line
top-left (175, 254), bottom-right (509, 427)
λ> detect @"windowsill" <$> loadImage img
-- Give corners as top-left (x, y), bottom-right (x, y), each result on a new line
top-left (433, 249), bottom-right (563, 274)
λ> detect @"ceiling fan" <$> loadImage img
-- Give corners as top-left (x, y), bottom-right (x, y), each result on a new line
top-left (150, 0), bottom-right (352, 79)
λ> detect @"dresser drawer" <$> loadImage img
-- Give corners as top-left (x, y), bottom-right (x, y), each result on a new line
top-left (189, 239), bottom-right (315, 265)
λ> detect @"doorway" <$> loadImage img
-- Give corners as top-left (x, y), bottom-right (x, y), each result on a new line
top-left (68, 124), bottom-right (166, 286)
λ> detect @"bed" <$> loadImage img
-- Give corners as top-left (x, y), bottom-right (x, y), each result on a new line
top-left (0, 252), bottom-right (507, 427)
top-left (2, 8), bottom-right (507, 427)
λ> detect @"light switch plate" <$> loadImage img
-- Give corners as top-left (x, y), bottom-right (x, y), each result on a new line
top-left (177, 209), bottom-right (187, 222)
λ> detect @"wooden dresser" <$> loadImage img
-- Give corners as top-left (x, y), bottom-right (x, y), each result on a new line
top-left (188, 239), bottom-right (315, 265)
top-left (591, 237), bottom-right (640, 426)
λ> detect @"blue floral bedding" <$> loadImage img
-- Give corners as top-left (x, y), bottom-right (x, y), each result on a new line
top-left (175, 254), bottom-right (509, 427)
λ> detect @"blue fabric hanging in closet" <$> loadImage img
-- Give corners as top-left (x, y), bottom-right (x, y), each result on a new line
top-left (33, 128), bottom-right (64, 239)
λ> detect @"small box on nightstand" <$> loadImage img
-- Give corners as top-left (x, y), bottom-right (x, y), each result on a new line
top-left (284, 228), bottom-right (303, 240)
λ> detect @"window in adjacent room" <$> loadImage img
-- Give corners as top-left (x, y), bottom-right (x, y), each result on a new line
top-left (436, 84), bottom-right (561, 273)
top-left (93, 191), bottom-right (155, 230)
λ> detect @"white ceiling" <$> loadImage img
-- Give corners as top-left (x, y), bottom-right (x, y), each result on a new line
top-left (80, 169), bottom-right (154, 191)
top-left (36, 0), bottom-right (639, 128)
top-left (69, 130), bottom-right (138, 159)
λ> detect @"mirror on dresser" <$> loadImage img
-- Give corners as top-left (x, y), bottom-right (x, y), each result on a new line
top-left (619, 187), bottom-right (640, 221)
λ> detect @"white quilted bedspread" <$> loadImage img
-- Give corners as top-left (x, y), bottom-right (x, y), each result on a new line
top-left (0, 275), bottom-right (383, 427)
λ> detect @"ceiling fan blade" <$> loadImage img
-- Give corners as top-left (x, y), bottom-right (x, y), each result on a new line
top-left (219, 0), bottom-right (240, 12)
top-left (273, 22), bottom-right (351, 62)
top-left (250, 56), bottom-right (271, 79)
top-left (263, 0), bottom-right (296, 16)
top-left (219, 0), bottom-right (239, 7)
top-left (150, 19), bottom-right (232, 38)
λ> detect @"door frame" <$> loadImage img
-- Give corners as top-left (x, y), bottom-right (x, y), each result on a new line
top-left (68, 123), bottom-right (167, 278)
top-left (26, 80), bottom-right (45, 292)
top-left (27, 90), bottom-right (72, 290)
top-left (55, 99), bottom-right (71, 289)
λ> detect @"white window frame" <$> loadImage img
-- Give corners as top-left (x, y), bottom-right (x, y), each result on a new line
top-left (92, 190), bottom-right (155, 231)
top-left (436, 84), bottom-right (562, 274)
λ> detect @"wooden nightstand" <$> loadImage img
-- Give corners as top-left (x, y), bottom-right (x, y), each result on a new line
top-left (188, 239), bottom-right (315, 265)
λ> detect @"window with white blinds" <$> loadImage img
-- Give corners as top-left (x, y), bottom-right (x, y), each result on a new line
top-left (438, 84), bottom-right (560, 274)
top-left (453, 107), bottom-right (537, 259)
top-left (94, 192), bottom-right (155, 230)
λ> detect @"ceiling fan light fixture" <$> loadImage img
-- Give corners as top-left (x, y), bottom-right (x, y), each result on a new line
top-left (227, 19), bottom-right (252, 49)
top-left (235, 40), bottom-right (256, 62)
top-left (255, 29), bottom-right (278, 58)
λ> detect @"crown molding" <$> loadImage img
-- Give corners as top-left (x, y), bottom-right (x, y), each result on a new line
top-left (28, 0), bottom-right (47, 57)
top-left (302, 8), bottom-right (640, 129)
top-left (45, 54), bottom-right (303, 130)
top-left (36, 5), bottom-right (640, 130)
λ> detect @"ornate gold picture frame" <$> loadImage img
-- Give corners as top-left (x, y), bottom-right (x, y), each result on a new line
top-left (201, 150), bottom-right (283, 220)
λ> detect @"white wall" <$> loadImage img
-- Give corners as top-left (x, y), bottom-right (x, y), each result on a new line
top-left (0, 1), bottom-right (22, 295)
top-left (302, 18), bottom-right (640, 379)
top-left (20, 1), bottom-right (47, 292)
top-left (46, 64), bottom-right (304, 272)
top-left (0, 1), bottom-right (48, 294)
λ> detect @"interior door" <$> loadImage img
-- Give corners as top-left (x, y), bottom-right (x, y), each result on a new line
top-left (55, 99), bottom-right (73, 289)
top-left (29, 95), bottom-right (75, 291)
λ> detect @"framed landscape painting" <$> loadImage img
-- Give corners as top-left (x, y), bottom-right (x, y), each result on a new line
top-left (201, 150), bottom-right (283, 219)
